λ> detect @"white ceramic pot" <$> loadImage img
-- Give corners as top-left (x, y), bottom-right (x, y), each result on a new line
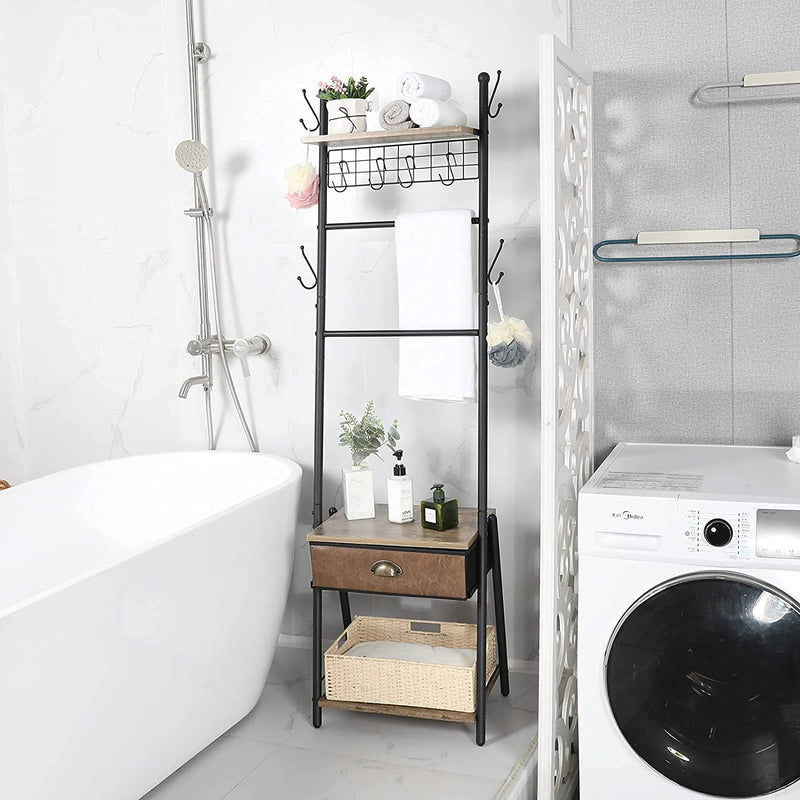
top-left (327, 99), bottom-right (368, 135)
top-left (342, 465), bottom-right (375, 520)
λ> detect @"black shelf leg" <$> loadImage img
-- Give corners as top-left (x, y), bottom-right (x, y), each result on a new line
top-left (475, 68), bottom-right (491, 748)
top-left (312, 586), bottom-right (323, 728)
top-left (476, 517), bottom-right (487, 746)
top-left (339, 590), bottom-right (352, 628)
top-left (488, 513), bottom-right (510, 696)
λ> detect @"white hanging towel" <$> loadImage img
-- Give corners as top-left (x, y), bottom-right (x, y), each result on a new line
top-left (409, 98), bottom-right (467, 128)
top-left (396, 71), bottom-right (452, 101)
top-left (396, 209), bottom-right (476, 402)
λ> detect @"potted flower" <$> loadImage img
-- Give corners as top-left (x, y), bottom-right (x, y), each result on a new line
top-left (317, 75), bottom-right (375, 135)
top-left (338, 401), bottom-right (399, 520)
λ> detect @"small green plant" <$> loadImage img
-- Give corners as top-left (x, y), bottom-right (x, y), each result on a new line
top-left (317, 75), bottom-right (375, 101)
top-left (339, 401), bottom-right (399, 467)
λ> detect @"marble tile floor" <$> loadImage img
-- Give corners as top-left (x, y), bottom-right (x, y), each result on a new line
top-left (143, 644), bottom-right (538, 800)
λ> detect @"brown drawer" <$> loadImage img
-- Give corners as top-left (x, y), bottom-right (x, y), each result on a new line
top-left (310, 544), bottom-right (476, 599)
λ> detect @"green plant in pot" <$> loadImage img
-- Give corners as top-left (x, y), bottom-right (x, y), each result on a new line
top-left (317, 75), bottom-right (375, 135)
top-left (338, 401), bottom-right (399, 520)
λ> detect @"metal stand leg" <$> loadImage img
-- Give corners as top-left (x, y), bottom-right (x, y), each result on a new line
top-left (312, 586), bottom-right (323, 728)
top-left (339, 590), bottom-right (352, 628)
top-left (476, 515), bottom-right (488, 746)
top-left (488, 514), bottom-right (510, 696)
top-left (475, 70), bottom-right (490, 748)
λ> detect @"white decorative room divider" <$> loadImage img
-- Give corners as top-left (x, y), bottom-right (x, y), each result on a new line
top-left (537, 34), bottom-right (593, 800)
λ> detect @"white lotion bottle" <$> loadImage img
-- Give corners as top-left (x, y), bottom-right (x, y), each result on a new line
top-left (387, 449), bottom-right (414, 523)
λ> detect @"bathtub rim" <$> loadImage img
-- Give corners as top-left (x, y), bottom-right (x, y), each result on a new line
top-left (0, 450), bottom-right (303, 621)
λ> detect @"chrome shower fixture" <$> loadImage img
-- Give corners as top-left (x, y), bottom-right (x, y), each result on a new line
top-left (177, 0), bottom-right (267, 453)
top-left (175, 139), bottom-right (210, 173)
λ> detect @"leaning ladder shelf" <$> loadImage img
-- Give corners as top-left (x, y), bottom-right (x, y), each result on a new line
top-left (301, 71), bottom-right (508, 747)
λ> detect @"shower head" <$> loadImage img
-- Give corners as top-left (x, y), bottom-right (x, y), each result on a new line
top-left (175, 139), bottom-right (210, 173)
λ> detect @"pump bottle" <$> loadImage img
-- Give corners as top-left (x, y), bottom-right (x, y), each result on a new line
top-left (387, 450), bottom-right (414, 523)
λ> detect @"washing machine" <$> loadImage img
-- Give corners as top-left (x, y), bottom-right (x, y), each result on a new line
top-left (578, 443), bottom-right (800, 800)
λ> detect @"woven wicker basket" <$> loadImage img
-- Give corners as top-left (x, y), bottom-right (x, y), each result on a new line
top-left (324, 616), bottom-right (498, 712)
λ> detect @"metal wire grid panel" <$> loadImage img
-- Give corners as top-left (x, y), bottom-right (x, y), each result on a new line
top-left (326, 138), bottom-right (479, 190)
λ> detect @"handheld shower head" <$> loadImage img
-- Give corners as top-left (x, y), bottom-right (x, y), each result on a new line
top-left (175, 139), bottom-right (210, 173)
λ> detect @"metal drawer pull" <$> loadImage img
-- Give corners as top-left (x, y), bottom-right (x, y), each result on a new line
top-left (370, 560), bottom-right (402, 577)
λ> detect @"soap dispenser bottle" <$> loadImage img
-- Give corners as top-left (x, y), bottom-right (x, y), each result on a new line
top-left (420, 483), bottom-right (459, 531)
top-left (387, 449), bottom-right (414, 523)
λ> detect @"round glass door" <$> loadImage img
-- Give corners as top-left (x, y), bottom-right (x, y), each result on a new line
top-left (606, 574), bottom-right (800, 797)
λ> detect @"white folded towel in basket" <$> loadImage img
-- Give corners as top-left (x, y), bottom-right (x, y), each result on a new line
top-left (395, 209), bottom-right (476, 402)
top-left (409, 98), bottom-right (467, 128)
top-left (346, 640), bottom-right (476, 667)
top-left (396, 71), bottom-right (452, 101)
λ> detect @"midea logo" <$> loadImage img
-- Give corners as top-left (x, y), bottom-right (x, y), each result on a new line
top-left (612, 510), bottom-right (644, 520)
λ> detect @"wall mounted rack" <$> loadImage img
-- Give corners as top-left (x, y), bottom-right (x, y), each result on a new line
top-left (593, 228), bottom-right (800, 263)
top-left (298, 71), bottom-right (509, 746)
top-left (695, 70), bottom-right (800, 104)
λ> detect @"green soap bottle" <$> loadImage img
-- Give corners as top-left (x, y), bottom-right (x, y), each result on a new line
top-left (420, 483), bottom-right (459, 531)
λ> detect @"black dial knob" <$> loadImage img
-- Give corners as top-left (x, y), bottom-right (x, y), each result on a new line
top-left (704, 518), bottom-right (733, 547)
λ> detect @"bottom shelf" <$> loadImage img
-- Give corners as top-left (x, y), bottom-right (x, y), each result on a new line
top-left (318, 667), bottom-right (500, 724)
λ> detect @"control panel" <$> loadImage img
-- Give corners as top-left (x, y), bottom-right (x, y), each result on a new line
top-left (680, 505), bottom-right (800, 561)
top-left (681, 505), bottom-right (753, 560)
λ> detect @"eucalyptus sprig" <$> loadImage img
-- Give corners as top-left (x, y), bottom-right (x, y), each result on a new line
top-left (317, 75), bottom-right (375, 101)
top-left (339, 401), bottom-right (399, 467)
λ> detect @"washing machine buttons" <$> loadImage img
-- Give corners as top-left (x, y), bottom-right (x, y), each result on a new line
top-left (704, 518), bottom-right (733, 547)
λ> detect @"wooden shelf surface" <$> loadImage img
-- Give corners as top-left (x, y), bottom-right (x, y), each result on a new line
top-left (301, 125), bottom-right (479, 149)
top-left (318, 668), bottom-right (500, 723)
top-left (308, 504), bottom-right (495, 551)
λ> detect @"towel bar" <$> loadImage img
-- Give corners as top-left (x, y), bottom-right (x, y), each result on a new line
top-left (696, 70), bottom-right (800, 105)
top-left (593, 229), bottom-right (800, 263)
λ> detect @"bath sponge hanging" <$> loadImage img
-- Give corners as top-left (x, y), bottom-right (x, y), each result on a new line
top-left (487, 277), bottom-right (534, 368)
top-left (284, 145), bottom-right (319, 209)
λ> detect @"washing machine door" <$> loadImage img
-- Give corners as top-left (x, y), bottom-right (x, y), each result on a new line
top-left (606, 573), bottom-right (800, 798)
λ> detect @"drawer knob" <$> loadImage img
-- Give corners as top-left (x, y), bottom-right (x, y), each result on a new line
top-left (370, 560), bottom-right (402, 578)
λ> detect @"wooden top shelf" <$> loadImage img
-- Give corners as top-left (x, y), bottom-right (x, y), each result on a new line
top-left (301, 125), bottom-right (479, 149)
top-left (307, 504), bottom-right (493, 551)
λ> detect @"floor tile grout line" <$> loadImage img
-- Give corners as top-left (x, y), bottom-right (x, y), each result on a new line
top-left (220, 739), bottom-right (512, 787)
top-left (225, 727), bottom-right (526, 783)
top-left (218, 740), bottom-right (283, 800)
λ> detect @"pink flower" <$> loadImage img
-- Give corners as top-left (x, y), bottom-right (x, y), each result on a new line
top-left (285, 175), bottom-right (319, 209)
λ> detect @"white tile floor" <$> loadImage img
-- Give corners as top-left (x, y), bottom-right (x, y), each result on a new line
top-left (143, 645), bottom-right (538, 800)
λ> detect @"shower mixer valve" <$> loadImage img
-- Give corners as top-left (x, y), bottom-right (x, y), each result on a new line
top-left (183, 333), bottom-right (271, 382)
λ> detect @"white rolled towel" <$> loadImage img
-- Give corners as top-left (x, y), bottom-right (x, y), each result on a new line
top-left (396, 71), bottom-right (452, 101)
top-left (409, 98), bottom-right (467, 128)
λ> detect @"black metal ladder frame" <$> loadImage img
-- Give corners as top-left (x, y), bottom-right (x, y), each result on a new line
top-left (309, 72), bottom-right (509, 746)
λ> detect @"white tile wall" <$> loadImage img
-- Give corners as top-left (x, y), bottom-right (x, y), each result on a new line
top-left (0, 1), bottom-right (567, 661)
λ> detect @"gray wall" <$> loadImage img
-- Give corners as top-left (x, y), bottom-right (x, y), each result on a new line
top-left (571, 0), bottom-right (800, 460)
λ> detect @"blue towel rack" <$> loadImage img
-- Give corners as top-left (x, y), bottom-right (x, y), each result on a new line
top-left (593, 228), bottom-right (800, 263)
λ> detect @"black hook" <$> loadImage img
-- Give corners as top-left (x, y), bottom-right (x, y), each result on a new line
top-left (333, 159), bottom-right (349, 193)
top-left (297, 245), bottom-right (317, 290)
top-left (399, 154), bottom-right (415, 188)
top-left (438, 152), bottom-right (457, 186)
top-left (488, 238), bottom-right (505, 284)
top-left (369, 156), bottom-right (386, 191)
top-left (488, 70), bottom-right (503, 119)
top-left (299, 89), bottom-right (320, 132)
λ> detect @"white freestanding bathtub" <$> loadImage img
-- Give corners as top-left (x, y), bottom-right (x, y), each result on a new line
top-left (0, 451), bottom-right (302, 800)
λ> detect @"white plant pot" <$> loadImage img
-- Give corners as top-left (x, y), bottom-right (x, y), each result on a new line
top-left (342, 465), bottom-right (375, 520)
top-left (327, 99), bottom-right (368, 135)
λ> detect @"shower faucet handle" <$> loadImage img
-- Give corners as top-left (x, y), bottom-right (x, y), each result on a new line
top-left (187, 338), bottom-right (205, 356)
top-left (232, 338), bottom-right (252, 378)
